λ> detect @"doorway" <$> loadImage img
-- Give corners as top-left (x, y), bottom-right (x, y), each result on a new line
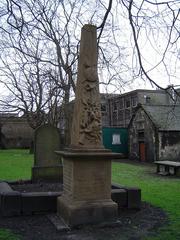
top-left (139, 142), bottom-right (146, 162)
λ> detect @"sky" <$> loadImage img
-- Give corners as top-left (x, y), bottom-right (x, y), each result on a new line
top-left (99, 0), bottom-right (180, 94)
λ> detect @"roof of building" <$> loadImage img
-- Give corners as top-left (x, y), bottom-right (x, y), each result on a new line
top-left (108, 88), bottom-right (166, 100)
top-left (141, 104), bottom-right (180, 131)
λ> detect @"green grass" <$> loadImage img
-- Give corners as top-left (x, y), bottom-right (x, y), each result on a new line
top-left (0, 149), bottom-right (33, 181)
top-left (112, 162), bottom-right (180, 240)
top-left (0, 229), bottom-right (21, 240)
top-left (0, 149), bottom-right (33, 240)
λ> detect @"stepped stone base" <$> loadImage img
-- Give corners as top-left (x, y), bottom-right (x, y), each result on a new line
top-left (57, 197), bottom-right (117, 227)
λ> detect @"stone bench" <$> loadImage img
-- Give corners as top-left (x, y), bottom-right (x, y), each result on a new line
top-left (154, 161), bottom-right (180, 176)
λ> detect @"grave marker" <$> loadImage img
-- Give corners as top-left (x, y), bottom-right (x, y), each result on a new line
top-left (32, 124), bottom-right (63, 182)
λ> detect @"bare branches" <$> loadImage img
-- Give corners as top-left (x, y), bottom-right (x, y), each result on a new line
top-left (0, 0), bottom-right (81, 128)
top-left (97, 0), bottom-right (113, 44)
top-left (126, 0), bottom-right (180, 91)
top-left (127, 0), bottom-right (162, 89)
top-left (0, 0), bottom-right (179, 123)
top-left (6, 0), bottom-right (25, 36)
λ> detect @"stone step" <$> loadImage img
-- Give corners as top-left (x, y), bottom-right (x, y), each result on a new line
top-left (47, 214), bottom-right (70, 231)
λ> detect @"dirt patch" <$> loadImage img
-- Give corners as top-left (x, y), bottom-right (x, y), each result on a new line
top-left (0, 202), bottom-right (168, 240)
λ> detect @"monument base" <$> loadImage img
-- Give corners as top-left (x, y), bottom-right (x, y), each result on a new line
top-left (56, 149), bottom-right (119, 227)
top-left (32, 165), bottom-right (63, 182)
top-left (57, 196), bottom-right (117, 227)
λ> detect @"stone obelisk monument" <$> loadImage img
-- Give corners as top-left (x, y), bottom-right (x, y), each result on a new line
top-left (57, 24), bottom-right (117, 226)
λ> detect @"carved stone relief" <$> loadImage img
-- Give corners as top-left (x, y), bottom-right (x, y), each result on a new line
top-left (71, 24), bottom-right (103, 148)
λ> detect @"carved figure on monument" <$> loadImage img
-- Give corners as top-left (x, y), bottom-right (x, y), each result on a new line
top-left (77, 57), bottom-right (101, 145)
top-left (83, 63), bottom-right (98, 91)
top-left (79, 100), bottom-right (101, 145)
top-left (70, 24), bottom-right (103, 148)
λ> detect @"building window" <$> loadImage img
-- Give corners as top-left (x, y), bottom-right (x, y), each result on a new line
top-left (101, 104), bottom-right (107, 112)
top-left (112, 133), bottom-right (121, 145)
top-left (145, 96), bottom-right (151, 104)
top-left (125, 98), bottom-right (131, 108)
top-left (138, 131), bottom-right (144, 140)
top-left (101, 111), bottom-right (107, 116)
top-left (112, 111), bottom-right (118, 126)
top-left (125, 109), bottom-right (130, 120)
top-left (113, 101), bottom-right (117, 111)
top-left (118, 110), bottom-right (124, 121)
top-left (119, 98), bottom-right (124, 109)
top-left (132, 96), bottom-right (137, 107)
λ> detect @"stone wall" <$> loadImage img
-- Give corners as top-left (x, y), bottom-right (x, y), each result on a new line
top-left (0, 117), bottom-right (33, 149)
top-left (158, 131), bottom-right (180, 162)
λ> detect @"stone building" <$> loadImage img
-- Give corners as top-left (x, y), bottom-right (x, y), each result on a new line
top-left (58, 88), bottom-right (180, 154)
top-left (0, 114), bottom-right (33, 149)
top-left (59, 88), bottom-right (178, 132)
top-left (100, 93), bottom-right (118, 126)
top-left (108, 88), bottom-right (177, 127)
top-left (128, 104), bottom-right (180, 162)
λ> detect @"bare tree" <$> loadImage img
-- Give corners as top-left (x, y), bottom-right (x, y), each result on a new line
top-left (0, 0), bottom-right (128, 144)
top-left (0, 0), bottom-right (179, 130)
top-left (125, 0), bottom-right (180, 89)
top-left (0, 35), bottom-right (63, 128)
top-left (0, 0), bottom-right (79, 130)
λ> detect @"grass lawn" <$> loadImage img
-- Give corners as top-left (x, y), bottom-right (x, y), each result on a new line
top-left (0, 229), bottom-right (21, 240)
top-left (0, 149), bottom-right (33, 240)
top-left (112, 162), bottom-right (180, 240)
top-left (0, 149), bottom-right (33, 181)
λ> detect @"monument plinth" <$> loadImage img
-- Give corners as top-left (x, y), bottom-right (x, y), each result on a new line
top-left (57, 25), bottom-right (118, 226)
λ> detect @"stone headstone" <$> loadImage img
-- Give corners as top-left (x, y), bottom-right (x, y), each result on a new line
top-left (32, 124), bottom-right (63, 182)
